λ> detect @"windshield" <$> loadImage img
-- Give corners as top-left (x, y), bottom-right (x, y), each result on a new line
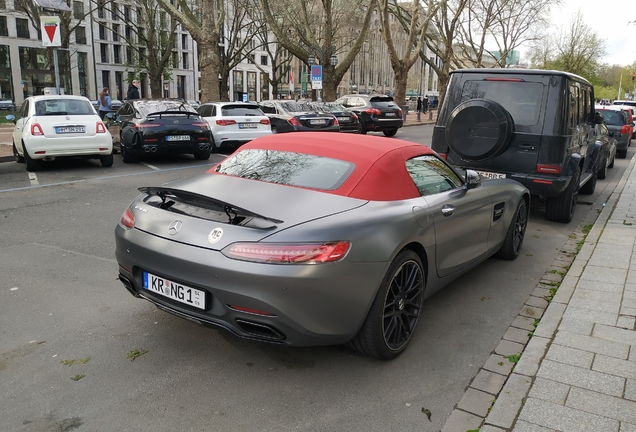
top-left (135, 101), bottom-right (198, 117)
top-left (34, 99), bottom-right (94, 116)
top-left (221, 105), bottom-right (265, 116)
top-left (215, 149), bottom-right (356, 190)
top-left (279, 102), bottom-right (317, 113)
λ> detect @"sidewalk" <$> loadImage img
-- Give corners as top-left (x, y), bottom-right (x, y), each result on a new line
top-left (0, 111), bottom-right (438, 163)
top-left (445, 155), bottom-right (636, 432)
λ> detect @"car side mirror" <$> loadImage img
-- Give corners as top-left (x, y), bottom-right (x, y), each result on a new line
top-left (5, 114), bottom-right (15, 124)
top-left (465, 169), bottom-right (482, 189)
top-left (594, 112), bottom-right (604, 125)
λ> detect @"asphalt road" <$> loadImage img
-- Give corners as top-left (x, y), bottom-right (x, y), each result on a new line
top-left (0, 127), bottom-right (631, 432)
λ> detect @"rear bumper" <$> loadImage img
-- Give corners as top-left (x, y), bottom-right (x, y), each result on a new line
top-left (291, 125), bottom-right (340, 132)
top-left (26, 134), bottom-right (113, 159)
top-left (212, 129), bottom-right (272, 148)
top-left (362, 118), bottom-right (403, 131)
top-left (509, 173), bottom-right (570, 197)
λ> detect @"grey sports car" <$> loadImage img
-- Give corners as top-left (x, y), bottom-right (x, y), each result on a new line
top-left (115, 132), bottom-right (530, 359)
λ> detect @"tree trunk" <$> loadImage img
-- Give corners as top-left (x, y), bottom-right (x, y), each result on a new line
top-left (149, 71), bottom-right (163, 98)
top-left (323, 64), bottom-right (337, 101)
top-left (198, 33), bottom-right (221, 103)
top-left (393, 67), bottom-right (408, 107)
top-left (220, 70), bottom-right (230, 102)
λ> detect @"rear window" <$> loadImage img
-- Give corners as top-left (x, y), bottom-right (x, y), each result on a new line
top-left (215, 149), bottom-right (355, 190)
top-left (221, 105), bottom-right (265, 116)
top-left (461, 80), bottom-right (544, 126)
top-left (135, 101), bottom-right (198, 117)
top-left (598, 110), bottom-right (626, 126)
top-left (34, 99), bottom-right (94, 116)
top-left (278, 102), bottom-right (315, 113)
top-left (369, 96), bottom-right (396, 109)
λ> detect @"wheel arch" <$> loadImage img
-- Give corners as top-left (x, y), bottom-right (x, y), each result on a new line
top-left (400, 241), bottom-right (429, 285)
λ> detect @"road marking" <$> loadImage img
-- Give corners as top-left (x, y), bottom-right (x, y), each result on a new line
top-left (141, 162), bottom-right (160, 171)
top-left (28, 171), bottom-right (39, 186)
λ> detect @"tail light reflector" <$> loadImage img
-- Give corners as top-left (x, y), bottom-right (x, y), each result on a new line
top-left (222, 241), bottom-right (350, 264)
top-left (216, 119), bottom-right (237, 126)
top-left (365, 108), bottom-right (381, 116)
top-left (536, 164), bottom-right (561, 174)
top-left (621, 125), bottom-right (631, 134)
top-left (132, 123), bottom-right (161, 128)
top-left (144, 138), bottom-right (158, 142)
top-left (96, 122), bottom-right (107, 133)
top-left (259, 118), bottom-right (271, 125)
top-left (119, 208), bottom-right (135, 230)
top-left (398, 108), bottom-right (403, 117)
top-left (192, 121), bottom-right (209, 128)
top-left (533, 179), bottom-right (553, 185)
top-left (228, 305), bottom-right (276, 316)
top-left (288, 117), bottom-right (302, 126)
top-left (31, 123), bottom-right (44, 136)
top-left (485, 78), bottom-right (523, 82)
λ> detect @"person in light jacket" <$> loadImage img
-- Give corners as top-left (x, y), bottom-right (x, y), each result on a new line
top-left (97, 87), bottom-right (112, 120)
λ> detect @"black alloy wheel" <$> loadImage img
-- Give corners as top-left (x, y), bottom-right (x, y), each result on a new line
top-left (348, 250), bottom-right (425, 360)
top-left (121, 135), bottom-right (139, 163)
top-left (497, 199), bottom-right (528, 260)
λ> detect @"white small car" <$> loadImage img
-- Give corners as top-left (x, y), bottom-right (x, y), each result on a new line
top-left (197, 102), bottom-right (272, 151)
top-left (7, 95), bottom-right (113, 171)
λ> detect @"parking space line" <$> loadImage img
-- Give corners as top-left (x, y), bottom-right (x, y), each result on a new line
top-left (141, 162), bottom-right (160, 171)
top-left (27, 172), bottom-right (39, 186)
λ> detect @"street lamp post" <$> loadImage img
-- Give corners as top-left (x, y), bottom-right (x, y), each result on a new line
top-left (307, 45), bottom-right (337, 101)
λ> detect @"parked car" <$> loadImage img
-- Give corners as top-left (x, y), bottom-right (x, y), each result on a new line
top-left (114, 132), bottom-right (529, 360)
top-left (110, 99), bottom-right (122, 112)
top-left (593, 119), bottom-right (617, 180)
top-left (595, 106), bottom-right (631, 159)
top-left (113, 99), bottom-right (212, 163)
top-left (258, 100), bottom-right (339, 133)
top-left (187, 100), bottom-right (201, 109)
top-left (197, 102), bottom-right (272, 151)
top-left (334, 94), bottom-right (403, 136)
top-left (6, 95), bottom-right (113, 171)
top-left (431, 68), bottom-right (602, 223)
top-left (90, 100), bottom-right (99, 112)
top-left (310, 102), bottom-right (361, 133)
top-left (0, 99), bottom-right (16, 110)
top-left (610, 104), bottom-right (636, 138)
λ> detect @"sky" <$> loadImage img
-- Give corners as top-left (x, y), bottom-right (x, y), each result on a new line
top-left (543, 0), bottom-right (633, 67)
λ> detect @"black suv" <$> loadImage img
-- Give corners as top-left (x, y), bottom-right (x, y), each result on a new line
top-left (431, 69), bottom-right (603, 223)
top-left (334, 94), bottom-right (403, 136)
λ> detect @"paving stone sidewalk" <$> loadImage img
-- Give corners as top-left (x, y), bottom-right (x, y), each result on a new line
top-left (445, 155), bottom-right (636, 432)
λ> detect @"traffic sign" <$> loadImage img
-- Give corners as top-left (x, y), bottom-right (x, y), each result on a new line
top-left (41, 16), bottom-right (61, 47)
top-left (311, 65), bottom-right (322, 90)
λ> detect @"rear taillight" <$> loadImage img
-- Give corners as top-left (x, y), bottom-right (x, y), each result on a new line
top-left (222, 241), bottom-right (350, 264)
top-left (31, 123), bottom-right (44, 136)
top-left (351, 113), bottom-right (358, 119)
top-left (96, 122), bottom-right (107, 133)
top-left (119, 208), bottom-right (135, 230)
top-left (288, 117), bottom-right (302, 126)
top-left (398, 108), bottom-right (403, 117)
top-left (216, 119), bottom-right (237, 126)
top-left (192, 121), bottom-right (209, 128)
top-left (536, 164), bottom-right (561, 175)
top-left (227, 305), bottom-right (276, 316)
top-left (333, 117), bottom-right (339, 125)
top-left (132, 122), bottom-right (161, 129)
top-left (485, 78), bottom-right (523, 82)
top-left (621, 125), bottom-right (631, 134)
top-left (365, 108), bottom-right (381, 116)
top-left (259, 118), bottom-right (270, 125)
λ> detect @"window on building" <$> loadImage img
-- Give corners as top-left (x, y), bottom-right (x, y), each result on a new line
top-left (136, 8), bottom-right (144, 25)
top-left (181, 34), bottom-right (187, 50)
top-left (159, 12), bottom-right (166, 28)
top-left (0, 0), bottom-right (6, 9)
top-left (102, 70), bottom-right (110, 90)
top-left (99, 24), bottom-right (106, 40)
top-left (112, 24), bottom-right (119, 41)
top-left (97, 0), bottom-right (104, 18)
top-left (172, 52), bottom-right (178, 68)
top-left (126, 47), bottom-right (132, 63)
top-left (111, 2), bottom-right (118, 20)
top-left (0, 16), bottom-right (7, 37)
top-left (123, 5), bottom-right (129, 19)
top-left (248, 54), bottom-right (254, 64)
top-left (72, 1), bottom-right (84, 19)
top-left (182, 52), bottom-right (188, 69)
top-left (16, 18), bottom-right (29, 39)
top-left (100, 43), bottom-right (108, 63)
top-left (114, 45), bottom-right (121, 64)
top-left (260, 55), bottom-right (267, 66)
top-left (138, 47), bottom-right (145, 63)
top-left (125, 25), bottom-right (131, 40)
top-left (75, 26), bottom-right (86, 44)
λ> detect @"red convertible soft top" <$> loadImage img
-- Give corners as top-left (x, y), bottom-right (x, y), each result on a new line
top-left (210, 132), bottom-right (439, 201)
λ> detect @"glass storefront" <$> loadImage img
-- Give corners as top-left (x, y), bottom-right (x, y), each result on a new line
top-left (232, 70), bottom-right (242, 101)
top-left (247, 71), bottom-right (256, 102)
top-left (0, 45), bottom-right (13, 100)
top-left (19, 47), bottom-right (71, 97)
top-left (260, 72), bottom-right (268, 102)
top-left (77, 51), bottom-right (89, 97)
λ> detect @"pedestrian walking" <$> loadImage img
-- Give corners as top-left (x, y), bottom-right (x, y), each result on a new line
top-left (416, 97), bottom-right (422, 112)
top-left (423, 97), bottom-right (428, 113)
top-left (127, 79), bottom-right (140, 100)
top-left (97, 87), bottom-right (112, 120)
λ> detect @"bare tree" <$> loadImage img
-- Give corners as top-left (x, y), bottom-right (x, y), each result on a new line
top-left (377, 0), bottom-right (440, 106)
top-left (249, 16), bottom-right (292, 100)
top-left (552, 10), bottom-right (606, 77)
top-left (259, 0), bottom-right (375, 101)
top-left (156, 0), bottom-right (224, 102)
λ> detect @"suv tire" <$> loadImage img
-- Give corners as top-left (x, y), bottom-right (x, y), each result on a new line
top-left (545, 166), bottom-right (580, 223)
top-left (580, 172), bottom-right (596, 195)
top-left (445, 99), bottom-right (513, 161)
top-left (618, 148), bottom-right (628, 159)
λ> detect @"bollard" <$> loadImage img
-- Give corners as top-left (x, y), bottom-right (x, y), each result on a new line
top-left (417, 110), bottom-right (421, 122)
top-left (429, 111), bottom-right (433, 120)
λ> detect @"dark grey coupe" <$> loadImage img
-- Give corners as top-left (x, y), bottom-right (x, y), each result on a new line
top-left (115, 133), bottom-right (529, 359)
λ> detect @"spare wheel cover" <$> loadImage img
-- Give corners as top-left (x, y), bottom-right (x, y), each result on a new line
top-left (445, 99), bottom-right (513, 161)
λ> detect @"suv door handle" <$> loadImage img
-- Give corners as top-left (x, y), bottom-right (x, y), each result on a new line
top-left (518, 143), bottom-right (536, 151)
top-left (441, 205), bottom-right (455, 217)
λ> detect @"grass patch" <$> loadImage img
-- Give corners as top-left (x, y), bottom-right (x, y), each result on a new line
top-left (504, 354), bottom-right (521, 364)
top-left (548, 269), bottom-right (566, 277)
top-left (71, 374), bottom-right (86, 381)
top-left (582, 224), bottom-right (593, 234)
top-left (0, 110), bottom-right (18, 124)
top-left (127, 349), bottom-right (147, 361)
top-left (60, 357), bottom-right (91, 367)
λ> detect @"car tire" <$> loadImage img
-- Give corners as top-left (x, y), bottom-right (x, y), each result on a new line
top-left (348, 249), bottom-right (425, 360)
top-left (194, 150), bottom-right (211, 160)
top-left (271, 126), bottom-right (278, 134)
top-left (121, 136), bottom-right (139, 163)
top-left (497, 198), bottom-right (528, 260)
top-left (618, 148), bottom-right (628, 159)
top-left (383, 129), bottom-right (398, 137)
top-left (545, 166), bottom-right (580, 223)
top-left (580, 172), bottom-right (597, 195)
top-left (23, 144), bottom-right (41, 172)
top-left (608, 154), bottom-right (615, 168)
top-left (100, 153), bottom-right (114, 167)
top-left (13, 141), bottom-right (24, 163)
top-left (445, 99), bottom-right (513, 161)
top-left (597, 157), bottom-right (607, 180)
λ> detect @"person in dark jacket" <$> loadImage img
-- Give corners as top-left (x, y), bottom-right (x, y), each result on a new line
top-left (416, 97), bottom-right (422, 113)
top-left (422, 97), bottom-right (429, 113)
top-left (127, 79), bottom-right (140, 100)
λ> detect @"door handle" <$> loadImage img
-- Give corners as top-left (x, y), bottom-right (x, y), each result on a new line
top-left (441, 205), bottom-right (455, 217)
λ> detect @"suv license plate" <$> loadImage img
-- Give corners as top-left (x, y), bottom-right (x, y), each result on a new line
top-left (385, 112), bottom-right (396, 117)
top-left (477, 171), bottom-right (506, 180)
top-left (143, 271), bottom-right (205, 309)
top-left (166, 135), bottom-right (190, 141)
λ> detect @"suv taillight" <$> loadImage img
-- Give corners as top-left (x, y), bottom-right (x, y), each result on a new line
top-left (365, 108), bottom-right (381, 116)
top-left (536, 164), bottom-right (561, 175)
top-left (621, 125), bottom-right (631, 134)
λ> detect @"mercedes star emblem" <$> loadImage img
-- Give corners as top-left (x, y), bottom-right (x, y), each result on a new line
top-left (167, 220), bottom-right (183, 235)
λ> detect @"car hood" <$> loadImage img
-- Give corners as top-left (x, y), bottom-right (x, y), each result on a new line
top-left (130, 173), bottom-right (368, 250)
